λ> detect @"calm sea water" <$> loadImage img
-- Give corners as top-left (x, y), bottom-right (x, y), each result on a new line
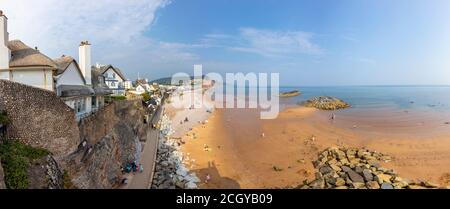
top-left (220, 85), bottom-right (450, 135)
top-left (278, 86), bottom-right (450, 113)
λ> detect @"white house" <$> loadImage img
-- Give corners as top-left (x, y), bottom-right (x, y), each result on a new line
top-left (124, 80), bottom-right (133, 90)
top-left (54, 55), bottom-right (94, 118)
top-left (1, 12), bottom-right (57, 91)
top-left (53, 42), bottom-right (111, 119)
top-left (94, 64), bottom-right (127, 96)
top-left (0, 11), bottom-right (112, 120)
top-left (54, 41), bottom-right (112, 120)
top-left (136, 79), bottom-right (158, 93)
top-left (135, 84), bottom-right (146, 94)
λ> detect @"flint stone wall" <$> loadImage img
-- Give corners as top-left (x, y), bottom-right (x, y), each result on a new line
top-left (0, 80), bottom-right (79, 156)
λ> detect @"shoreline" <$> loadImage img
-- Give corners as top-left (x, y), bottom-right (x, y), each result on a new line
top-left (156, 88), bottom-right (450, 188)
top-left (178, 104), bottom-right (450, 188)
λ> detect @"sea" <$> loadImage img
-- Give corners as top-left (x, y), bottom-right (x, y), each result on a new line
top-left (218, 85), bottom-right (450, 136)
top-left (276, 86), bottom-right (450, 136)
top-left (278, 86), bottom-right (450, 113)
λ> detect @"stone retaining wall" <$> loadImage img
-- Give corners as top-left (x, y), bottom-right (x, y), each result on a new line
top-left (0, 80), bottom-right (79, 156)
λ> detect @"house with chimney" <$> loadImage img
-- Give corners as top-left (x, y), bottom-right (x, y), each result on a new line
top-left (53, 42), bottom-right (111, 118)
top-left (0, 11), bottom-right (111, 120)
top-left (0, 11), bottom-right (57, 91)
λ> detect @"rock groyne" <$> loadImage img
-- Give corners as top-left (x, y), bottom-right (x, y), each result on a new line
top-left (151, 114), bottom-right (200, 189)
top-left (302, 96), bottom-right (350, 110)
top-left (298, 147), bottom-right (442, 189)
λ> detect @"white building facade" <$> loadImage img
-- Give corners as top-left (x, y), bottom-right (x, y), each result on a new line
top-left (124, 80), bottom-right (133, 90)
top-left (95, 65), bottom-right (127, 96)
top-left (0, 12), bottom-right (57, 91)
top-left (0, 11), bottom-right (112, 120)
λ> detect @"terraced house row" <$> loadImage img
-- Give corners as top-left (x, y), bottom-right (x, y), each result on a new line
top-left (0, 11), bottom-right (130, 120)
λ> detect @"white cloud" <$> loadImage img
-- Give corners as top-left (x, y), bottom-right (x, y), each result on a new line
top-left (0, 1), bottom-right (324, 80)
top-left (231, 28), bottom-right (322, 57)
top-left (200, 28), bottom-right (323, 58)
top-left (0, 0), bottom-right (202, 79)
top-left (2, 0), bottom-right (169, 52)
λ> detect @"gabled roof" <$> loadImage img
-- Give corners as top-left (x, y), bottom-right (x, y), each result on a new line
top-left (95, 64), bottom-right (126, 81)
top-left (7, 40), bottom-right (57, 69)
top-left (53, 55), bottom-right (86, 84)
top-left (53, 55), bottom-right (74, 74)
top-left (136, 79), bottom-right (148, 85)
top-left (91, 67), bottom-right (113, 95)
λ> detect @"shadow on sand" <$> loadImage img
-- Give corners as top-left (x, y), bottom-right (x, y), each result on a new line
top-left (192, 161), bottom-right (241, 189)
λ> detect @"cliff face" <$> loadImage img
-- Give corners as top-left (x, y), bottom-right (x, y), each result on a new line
top-left (0, 80), bottom-right (149, 189)
top-left (27, 155), bottom-right (64, 189)
top-left (65, 100), bottom-right (148, 189)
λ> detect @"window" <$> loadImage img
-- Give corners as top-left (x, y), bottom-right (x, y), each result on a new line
top-left (92, 96), bottom-right (97, 107)
top-left (112, 73), bottom-right (116, 78)
top-left (76, 100), bottom-right (81, 113)
top-left (74, 98), bottom-right (86, 113)
top-left (81, 99), bottom-right (86, 112)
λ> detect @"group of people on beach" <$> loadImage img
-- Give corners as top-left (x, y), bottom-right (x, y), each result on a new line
top-left (120, 161), bottom-right (144, 185)
top-left (180, 117), bottom-right (189, 124)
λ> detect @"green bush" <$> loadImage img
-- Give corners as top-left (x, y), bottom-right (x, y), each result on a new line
top-left (142, 92), bottom-right (151, 101)
top-left (112, 95), bottom-right (127, 100)
top-left (0, 140), bottom-right (50, 189)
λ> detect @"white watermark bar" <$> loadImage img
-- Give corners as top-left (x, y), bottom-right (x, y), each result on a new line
top-left (170, 65), bottom-right (280, 119)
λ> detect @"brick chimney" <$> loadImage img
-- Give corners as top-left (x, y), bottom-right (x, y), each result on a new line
top-left (79, 41), bottom-right (91, 85)
top-left (0, 10), bottom-right (10, 70)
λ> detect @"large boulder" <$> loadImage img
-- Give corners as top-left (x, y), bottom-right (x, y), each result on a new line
top-left (296, 146), bottom-right (442, 189)
top-left (302, 96), bottom-right (350, 110)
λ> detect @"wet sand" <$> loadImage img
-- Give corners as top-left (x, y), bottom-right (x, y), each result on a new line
top-left (179, 105), bottom-right (450, 188)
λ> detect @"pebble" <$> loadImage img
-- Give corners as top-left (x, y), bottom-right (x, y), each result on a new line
top-left (380, 182), bottom-right (394, 189)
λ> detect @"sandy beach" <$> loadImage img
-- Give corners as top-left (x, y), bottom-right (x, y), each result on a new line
top-left (164, 89), bottom-right (450, 188)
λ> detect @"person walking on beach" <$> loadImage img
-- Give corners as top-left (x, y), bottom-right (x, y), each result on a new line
top-left (331, 113), bottom-right (335, 121)
top-left (205, 174), bottom-right (211, 184)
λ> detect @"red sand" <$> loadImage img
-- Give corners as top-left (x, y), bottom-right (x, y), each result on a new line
top-left (180, 106), bottom-right (450, 188)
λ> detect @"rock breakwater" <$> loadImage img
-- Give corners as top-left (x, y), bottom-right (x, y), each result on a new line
top-left (151, 114), bottom-right (200, 189)
top-left (302, 96), bottom-right (350, 110)
top-left (298, 147), bottom-right (442, 189)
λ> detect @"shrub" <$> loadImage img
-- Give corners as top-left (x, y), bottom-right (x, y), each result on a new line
top-left (108, 95), bottom-right (127, 101)
top-left (0, 140), bottom-right (50, 189)
top-left (142, 92), bottom-right (151, 101)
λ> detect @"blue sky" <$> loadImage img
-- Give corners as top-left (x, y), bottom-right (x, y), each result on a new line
top-left (3, 0), bottom-right (450, 85)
